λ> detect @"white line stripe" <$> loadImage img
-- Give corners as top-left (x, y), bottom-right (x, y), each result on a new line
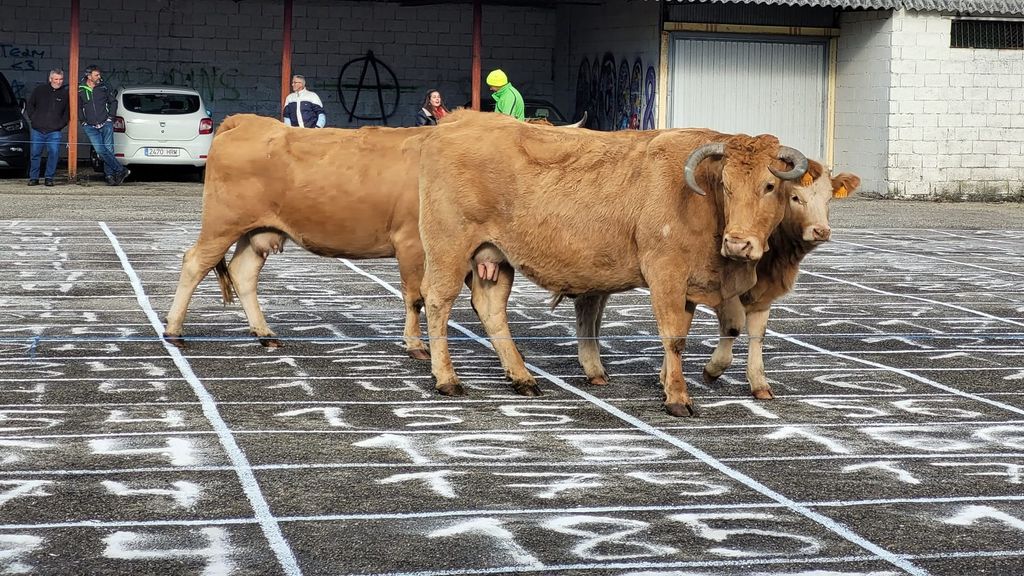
top-left (801, 270), bottom-right (1024, 330)
top-left (5, 494), bottom-right (1024, 530)
top-left (6, 419), bottom-right (1024, 441)
top-left (3, 452), bottom-right (1024, 477)
top-left (341, 260), bottom-right (928, 576)
top-left (834, 238), bottom-right (1024, 277)
top-left (99, 222), bottom-right (304, 576)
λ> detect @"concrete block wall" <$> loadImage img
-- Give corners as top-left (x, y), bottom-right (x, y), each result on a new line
top-left (834, 10), bottom-right (893, 197)
top-left (554, 0), bottom-right (660, 130)
top-left (1, 0), bottom-right (556, 128)
top-left (888, 10), bottom-right (1024, 200)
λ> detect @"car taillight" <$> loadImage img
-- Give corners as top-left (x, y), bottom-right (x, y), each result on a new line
top-left (199, 118), bottom-right (213, 135)
top-left (113, 117), bottom-right (125, 132)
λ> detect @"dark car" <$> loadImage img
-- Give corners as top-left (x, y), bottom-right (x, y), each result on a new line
top-left (462, 98), bottom-right (571, 125)
top-left (0, 71), bottom-right (30, 175)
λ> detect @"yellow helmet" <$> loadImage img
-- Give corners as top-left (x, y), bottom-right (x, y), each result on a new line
top-left (486, 69), bottom-right (508, 87)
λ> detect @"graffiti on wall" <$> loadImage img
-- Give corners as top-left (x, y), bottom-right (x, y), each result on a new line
top-left (337, 51), bottom-right (402, 126)
top-left (104, 66), bottom-right (241, 102)
top-left (575, 53), bottom-right (656, 131)
top-left (2, 43), bottom-right (49, 98)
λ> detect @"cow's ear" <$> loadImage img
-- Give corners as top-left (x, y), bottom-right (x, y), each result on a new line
top-left (832, 173), bottom-right (861, 198)
top-left (801, 159), bottom-right (824, 186)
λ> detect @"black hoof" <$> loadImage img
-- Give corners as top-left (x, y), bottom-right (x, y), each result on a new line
top-left (258, 337), bottom-right (283, 349)
top-left (513, 382), bottom-right (543, 397)
top-left (664, 402), bottom-right (699, 418)
top-left (408, 348), bottom-right (431, 361)
top-left (436, 382), bottom-right (466, 396)
top-left (702, 368), bottom-right (720, 384)
top-left (163, 333), bottom-right (186, 349)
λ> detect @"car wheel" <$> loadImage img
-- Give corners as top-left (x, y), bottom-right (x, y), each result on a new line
top-left (194, 167), bottom-right (205, 183)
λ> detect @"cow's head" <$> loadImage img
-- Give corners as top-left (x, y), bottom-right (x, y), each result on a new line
top-left (781, 160), bottom-right (861, 244)
top-left (684, 135), bottom-right (808, 261)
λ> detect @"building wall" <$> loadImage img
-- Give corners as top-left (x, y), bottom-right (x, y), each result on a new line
top-left (0, 0), bottom-right (556, 127)
top-left (554, 0), bottom-right (661, 130)
top-left (888, 10), bottom-right (1024, 200)
top-left (834, 10), bottom-right (893, 197)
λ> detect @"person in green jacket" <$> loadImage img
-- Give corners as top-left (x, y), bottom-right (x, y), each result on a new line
top-left (485, 69), bottom-right (524, 121)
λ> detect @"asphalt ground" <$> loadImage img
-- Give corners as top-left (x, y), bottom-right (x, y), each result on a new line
top-left (0, 172), bottom-right (1023, 575)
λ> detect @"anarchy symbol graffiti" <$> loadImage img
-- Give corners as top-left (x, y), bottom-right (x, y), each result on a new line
top-left (337, 50), bottom-right (401, 125)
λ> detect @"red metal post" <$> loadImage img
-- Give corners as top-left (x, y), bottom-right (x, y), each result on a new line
top-left (281, 0), bottom-right (293, 114)
top-left (68, 0), bottom-right (80, 179)
top-left (471, 0), bottom-right (481, 111)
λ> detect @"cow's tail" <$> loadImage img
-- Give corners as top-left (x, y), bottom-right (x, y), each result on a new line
top-left (214, 258), bottom-right (235, 304)
top-left (548, 293), bottom-right (565, 312)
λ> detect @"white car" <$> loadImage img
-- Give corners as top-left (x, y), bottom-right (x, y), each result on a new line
top-left (97, 86), bottom-right (213, 177)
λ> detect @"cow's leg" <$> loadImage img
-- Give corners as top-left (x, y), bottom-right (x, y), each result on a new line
top-left (395, 239), bottom-right (429, 360)
top-left (703, 296), bottom-right (746, 382)
top-left (470, 265), bottom-right (539, 396)
top-left (575, 293), bottom-right (610, 385)
top-left (745, 306), bottom-right (774, 400)
top-left (165, 234), bottom-right (238, 347)
top-left (227, 234), bottom-right (280, 348)
top-left (648, 280), bottom-right (697, 417)
top-left (423, 256), bottom-right (469, 396)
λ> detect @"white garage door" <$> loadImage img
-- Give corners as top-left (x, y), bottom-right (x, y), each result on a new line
top-left (669, 34), bottom-right (829, 160)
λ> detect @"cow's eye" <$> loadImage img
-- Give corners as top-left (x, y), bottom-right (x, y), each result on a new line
top-left (765, 183), bottom-right (775, 194)
top-left (791, 195), bottom-right (800, 202)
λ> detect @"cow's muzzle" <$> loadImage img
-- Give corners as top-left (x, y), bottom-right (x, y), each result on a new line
top-left (804, 225), bottom-right (831, 243)
top-left (721, 234), bottom-right (765, 261)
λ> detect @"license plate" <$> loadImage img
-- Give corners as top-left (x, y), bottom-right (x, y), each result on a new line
top-left (145, 147), bottom-right (179, 157)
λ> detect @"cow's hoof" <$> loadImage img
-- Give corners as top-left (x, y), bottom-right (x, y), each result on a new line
top-left (163, 333), bottom-right (186, 349)
top-left (664, 402), bottom-right (699, 418)
top-left (702, 368), bottom-right (721, 384)
top-left (408, 348), bottom-right (431, 361)
top-left (436, 382), bottom-right (466, 396)
top-left (258, 337), bottom-right (283, 349)
top-left (589, 374), bottom-right (610, 386)
top-left (752, 388), bottom-right (775, 400)
top-left (513, 381), bottom-right (543, 397)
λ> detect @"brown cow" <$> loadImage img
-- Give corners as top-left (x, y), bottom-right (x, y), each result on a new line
top-left (163, 112), bottom-right (585, 354)
top-left (163, 114), bottom-right (433, 357)
top-left (701, 161), bottom-right (861, 398)
top-left (417, 110), bottom-right (808, 417)
top-left (572, 160), bottom-right (860, 397)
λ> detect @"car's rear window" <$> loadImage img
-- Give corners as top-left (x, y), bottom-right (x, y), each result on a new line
top-left (122, 93), bottom-right (200, 115)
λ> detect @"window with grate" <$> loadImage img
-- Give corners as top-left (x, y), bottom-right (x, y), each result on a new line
top-left (951, 20), bottom-right (1024, 49)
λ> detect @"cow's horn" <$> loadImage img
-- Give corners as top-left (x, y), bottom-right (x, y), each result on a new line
top-left (565, 110), bottom-right (588, 128)
top-left (770, 146), bottom-right (809, 181)
top-left (684, 143), bottom-right (725, 196)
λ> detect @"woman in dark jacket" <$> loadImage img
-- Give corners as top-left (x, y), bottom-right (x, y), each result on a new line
top-left (415, 89), bottom-right (449, 126)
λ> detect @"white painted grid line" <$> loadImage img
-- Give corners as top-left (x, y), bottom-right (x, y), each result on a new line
top-left (341, 259), bottom-right (929, 576)
top-left (99, 222), bottom-right (304, 576)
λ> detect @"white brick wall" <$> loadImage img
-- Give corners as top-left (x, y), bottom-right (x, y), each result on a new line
top-left (834, 10), bottom-right (893, 197)
top-left (1, 0), bottom-right (556, 127)
top-left (888, 10), bottom-right (1024, 199)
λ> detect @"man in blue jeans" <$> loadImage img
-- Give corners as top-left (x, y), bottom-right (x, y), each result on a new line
top-left (26, 69), bottom-right (69, 186)
top-left (79, 65), bottom-right (128, 186)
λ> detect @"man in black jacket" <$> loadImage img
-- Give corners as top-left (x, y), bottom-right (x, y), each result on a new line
top-left (79, 65), bottom-right (128, 185)
top-left (25, 69), bottom-right (69, 186)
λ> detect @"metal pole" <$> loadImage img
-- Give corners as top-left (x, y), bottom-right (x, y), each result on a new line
top-left (68, 0), bottom-right (80, 179)
top-left (281, 0), bottom-right (293, 114)
top-left (471, 0), bottom-right (481, 111)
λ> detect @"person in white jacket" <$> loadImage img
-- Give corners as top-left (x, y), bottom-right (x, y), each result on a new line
top-left (282, 75), bottom-right (326, 128)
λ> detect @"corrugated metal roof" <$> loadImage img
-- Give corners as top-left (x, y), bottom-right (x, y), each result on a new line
top-left (704, 0), bottom-right (1024, 14)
